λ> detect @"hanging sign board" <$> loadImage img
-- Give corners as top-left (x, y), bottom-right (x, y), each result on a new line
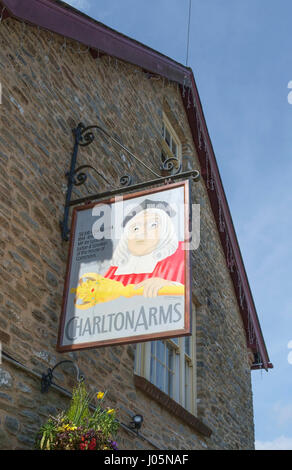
top-left (57, 180), bottom-right (191, 352)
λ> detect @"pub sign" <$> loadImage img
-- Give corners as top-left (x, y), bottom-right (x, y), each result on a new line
top-left (57, 180), bottom-right (191, 351)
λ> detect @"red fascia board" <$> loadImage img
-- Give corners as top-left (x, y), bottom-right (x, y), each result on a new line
top-left (252, 363), bottom-right (273, 371)
top-left (1, 0), bottom-right (271, 369)
top-left (185, 74), bottom-right (270, 368)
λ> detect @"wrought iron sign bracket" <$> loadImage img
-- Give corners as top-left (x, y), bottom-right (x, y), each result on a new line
top-left (41, 360), bottom-right (84, 393)
top-left (60, 122), bottom-right (200, 241)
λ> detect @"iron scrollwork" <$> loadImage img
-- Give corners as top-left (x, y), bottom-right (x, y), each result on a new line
top-left (70, 164), bottom-right (112, 187)
top-left (61, 121), bottom-right (200, 241)
top-left (160, 156), bottom-right (182, 176)
top-left (119, 174), bottom-right (133, 186)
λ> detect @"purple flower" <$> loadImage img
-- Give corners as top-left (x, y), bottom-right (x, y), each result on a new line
top-left (109, 440), bottom-right (118, 450)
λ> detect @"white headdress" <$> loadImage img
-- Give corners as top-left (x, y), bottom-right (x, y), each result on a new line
top-left (112, 207), bottom-right (178, 275)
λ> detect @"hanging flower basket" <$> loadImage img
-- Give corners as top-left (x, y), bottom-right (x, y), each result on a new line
top-left (35, 382), bottom-right (119, 450)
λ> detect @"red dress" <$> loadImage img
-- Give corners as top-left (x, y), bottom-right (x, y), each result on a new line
top-left (104, 241), bottom-right (185, 286)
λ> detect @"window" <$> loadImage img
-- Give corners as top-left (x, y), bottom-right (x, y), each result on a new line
top-left (134, 320), bottom-right (196, 415)
top-left (149, 339), bottom-right (177, 400)
top-left (161, 114), bottom-right (182, 168)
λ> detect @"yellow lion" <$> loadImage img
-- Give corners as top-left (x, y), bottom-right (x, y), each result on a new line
top-left (70, 273), bottom-right (184, 310)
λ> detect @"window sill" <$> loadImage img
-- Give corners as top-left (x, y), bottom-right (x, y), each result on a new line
top-left (133, 374), bottom-right (212, 438)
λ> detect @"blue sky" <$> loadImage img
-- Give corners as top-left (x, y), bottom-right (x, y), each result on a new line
top-left (66, 0), bottom-right (292, 449)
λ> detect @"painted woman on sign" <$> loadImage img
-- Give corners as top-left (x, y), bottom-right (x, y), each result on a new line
top-left (104, 199), bottom-right (184, 296)
top-left (71, 199), bottom-right (185, 308)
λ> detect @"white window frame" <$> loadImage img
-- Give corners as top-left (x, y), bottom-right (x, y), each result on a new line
top-left (135, 308), bottom-right (196, 415)
top-left (161, 113), bottom-right (182, 164)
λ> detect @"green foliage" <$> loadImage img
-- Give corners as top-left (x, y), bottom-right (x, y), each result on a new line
top-left (66, 381), bottom-right (90, 425)
top-left (35, 383), bottom-right (119, 450)
top-left (38, 417), bottom-right (58, 450)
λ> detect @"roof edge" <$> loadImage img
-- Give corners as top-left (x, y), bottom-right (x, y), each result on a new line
top-left (1, 0), bottom-right (189, 84)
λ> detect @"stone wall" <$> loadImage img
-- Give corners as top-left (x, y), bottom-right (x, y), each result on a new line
top-left (0, 18), bottom-right (254, 449)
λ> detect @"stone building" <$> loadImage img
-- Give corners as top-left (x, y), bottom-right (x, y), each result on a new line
top-left (0, 0), bottom-right (272, 450)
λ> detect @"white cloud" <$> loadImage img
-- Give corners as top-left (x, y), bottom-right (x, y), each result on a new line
top-left (255, 436), bottom-right (292, 450)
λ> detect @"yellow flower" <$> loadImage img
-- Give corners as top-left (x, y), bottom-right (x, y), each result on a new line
top-left (107, 408), bottom-right (115, 414)
top-left (97, 392), bottom-right (105, 399)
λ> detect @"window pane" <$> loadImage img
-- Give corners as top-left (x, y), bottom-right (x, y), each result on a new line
top-left (165, 366), bottom-right (169, 394)
top-left (157, 340), bottom-right (165, 362)
top-left (168, 347), bottom-right (174, 371)
top-left (169, 372), bottom-right (174, 398)
top-left (174, 353), bottom-right (180, 401)
top-left (156, 361), bottom-right (165, 391)
top-left (150, 342), bottom-right (155, 383)
top-left (149, 339), bottom-right (184, 403)
top-left (168, 347), bottom-right (174, 397)
top-left (150, 354), bottom-right (155, 383)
